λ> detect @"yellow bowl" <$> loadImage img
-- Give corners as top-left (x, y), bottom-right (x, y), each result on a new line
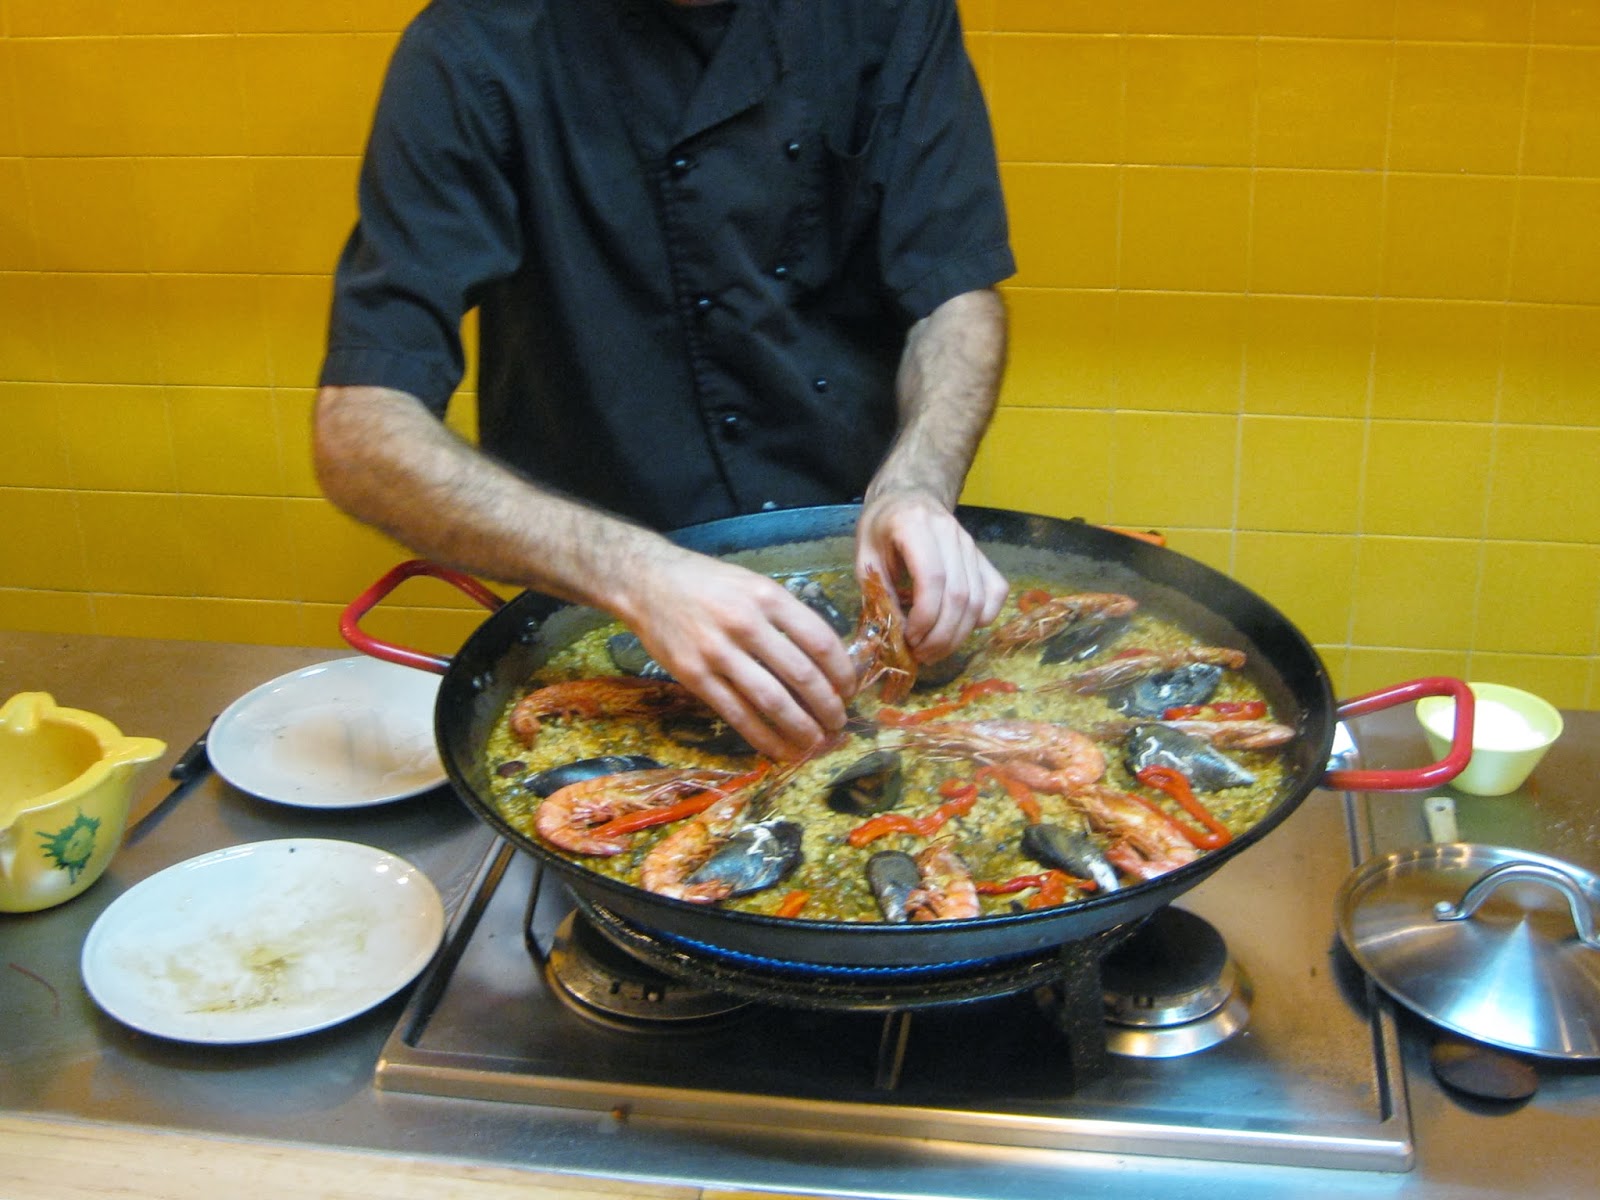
top-left (1415, 682), bottom-right (1563, 798)
top-left (0, 693), bottom-right (165, 912)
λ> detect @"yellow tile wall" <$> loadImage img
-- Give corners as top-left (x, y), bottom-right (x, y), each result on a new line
top-left (964, 0), bottom-right (1600, 708)
top-left (1, 1), bottom-right (1597, 708)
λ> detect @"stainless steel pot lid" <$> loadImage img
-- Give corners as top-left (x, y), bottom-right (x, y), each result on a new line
top-left (1335, 843), bottom-right (1600, 1060)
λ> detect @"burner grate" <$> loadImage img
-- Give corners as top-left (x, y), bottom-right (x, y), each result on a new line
top-left (546, 882), bottom-right (1134, 1086)
top-left (570, 887), bottom-right (1126, 1009)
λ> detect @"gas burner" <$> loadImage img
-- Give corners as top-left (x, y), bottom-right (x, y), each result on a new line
top-left (544, 909), bottom-right (748, 1030)
top-left (576, 895), bottom-right (1131, 1086)
top-left (1100, 906), bottom-right (1251, 1058)
top-left (575, 893), bottom-right (1121, 1013)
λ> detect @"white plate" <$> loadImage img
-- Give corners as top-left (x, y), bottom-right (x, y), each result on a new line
top-left (209, 656), bottom-right (445, 808)
top-left (81, 839), bottom-right (445, 1044)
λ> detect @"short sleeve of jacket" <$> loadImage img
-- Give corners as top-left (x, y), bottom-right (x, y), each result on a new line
top-left (319, 14), bottom-right (523, 413)
top-left (873, 2), bottom-right (1014, 320)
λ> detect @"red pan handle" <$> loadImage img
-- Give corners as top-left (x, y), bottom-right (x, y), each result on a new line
top-left (1322, 676), bottom-right (1475, 792)
top-left (340, 560), bottom-right (505, 675)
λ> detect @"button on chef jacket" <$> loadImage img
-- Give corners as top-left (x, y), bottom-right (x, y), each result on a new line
top-left (320, 0), bottom-right (1015, 532)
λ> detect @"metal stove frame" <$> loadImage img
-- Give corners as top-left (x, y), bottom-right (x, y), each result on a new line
top-left (376, 771), bottom-right (1413, 1173)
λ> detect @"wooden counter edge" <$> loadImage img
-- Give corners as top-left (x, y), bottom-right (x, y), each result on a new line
top-left (0, 1113), bottom-right (812, 1200)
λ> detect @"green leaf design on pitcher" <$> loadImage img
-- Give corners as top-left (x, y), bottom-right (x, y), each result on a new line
top-left (38, 811), bottom-right (100, 883)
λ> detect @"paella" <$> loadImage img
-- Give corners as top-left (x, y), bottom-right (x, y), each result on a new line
top-left (484, 570), bottom-right (1296, 925)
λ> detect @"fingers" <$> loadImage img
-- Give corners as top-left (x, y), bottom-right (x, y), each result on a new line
top-left (683, 668), bottom-right (830, 763)
top-left (632, 563), bottom-right (855, 761)
top-left (900, 532), bottom-right (1003, 663)
top-left (699, 609), bottom-right (852, 761)
top-left (857, 496), bottom-right (1009, 665)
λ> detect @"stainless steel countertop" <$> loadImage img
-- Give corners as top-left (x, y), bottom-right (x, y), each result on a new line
top-left (3, 629), bottom-right (1597, 1200)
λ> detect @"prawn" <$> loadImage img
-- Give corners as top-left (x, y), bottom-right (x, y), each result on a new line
top-left (1089, 716), bottom-right (1296, 751)
top-left (638, 760), bottom-right (804, 903)
top-left (533, 766), bottom-right (742, 856)
top-left (889, 718), bottom-right (1106, 794)
top-left (846, 571), bottom-right (915, 703)
top-left (1066, 784), bottom-right (1201, 882)
top-left (986, 590), bottom-right (1139, 655)
top-left (509, 675), bottom-right (709, 744)
top-left (905, 839), bottom-right (980, 921)
top-left (1057, 646), bottom-right (1247, 696)
top-left (637, 790), bottom-right (753, 903)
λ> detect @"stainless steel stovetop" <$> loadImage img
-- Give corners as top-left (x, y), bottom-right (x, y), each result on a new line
top-left (376, 735), bottom-right (1412, 1173)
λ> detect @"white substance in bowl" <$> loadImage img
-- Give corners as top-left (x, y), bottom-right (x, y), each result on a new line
top-left (1435, 697), bottom-right (1548, 752)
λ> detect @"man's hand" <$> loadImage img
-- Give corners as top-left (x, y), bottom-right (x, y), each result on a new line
top-left (313, 386), bottom-right (856, 761)
top-left (856, 287), bottom-right (1011, 663)
top-left (615, 548), bottom-right (857, 762)
top-left (856, 487), bottom-right (1007, 664)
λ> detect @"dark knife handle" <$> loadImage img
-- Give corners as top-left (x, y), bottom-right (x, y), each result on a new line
top-left (168, 720), bottom-right (214, 781)
top-left (126, 718), bottom-right (216, 844)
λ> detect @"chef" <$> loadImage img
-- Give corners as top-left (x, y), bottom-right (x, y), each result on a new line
top-left (313, 0), bottom-right (1016, 760)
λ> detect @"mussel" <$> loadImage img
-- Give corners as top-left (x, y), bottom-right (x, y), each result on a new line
top-left (661, 715), bottom-right (756, 758)
top-left (522, 754), bottom-right (663, 798)
top-left (1108, 662), bottom-right (1223, 718)
top-left (824, 749), bottom-right (904, 816)
top-left (784, 575), bottom-right (853, 636)
top-left (1126, 723), bottom-right (1255, 791)
top-left (1039, 614), bottom-right (1131, 665)
top-left (1021, 823), bottom-right (1121, 893)
top-left (866, 850), bottom-right (923, 923)
top-left (606, 632), bottom-right (673, 680)
top-left (913, 650), bottom-right (973, 692)
top-left (686, 819), bottom-right (803, 898)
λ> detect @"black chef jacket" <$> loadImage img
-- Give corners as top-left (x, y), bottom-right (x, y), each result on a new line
top-left (320, 0), bottom-right (1015, 530)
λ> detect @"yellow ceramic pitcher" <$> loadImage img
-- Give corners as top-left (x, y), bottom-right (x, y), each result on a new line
top-left (0, 692), bottom-right (165, 912)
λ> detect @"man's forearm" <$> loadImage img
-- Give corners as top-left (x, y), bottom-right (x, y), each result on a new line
top-left (312, 385), bottom-right (667, 614)
top-left (314, 384), bottom-right (862, 760)
top-left (867, 287), bottom-right (1008, 509)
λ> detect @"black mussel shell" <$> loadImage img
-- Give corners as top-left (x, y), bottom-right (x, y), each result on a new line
top-left (1039, 614), bottom-right (1131, 665)
top-left (662, 716), bottom-right (756, 758)
top-left (913, 650), bottom-right (972, 692)
top-left (1126, 723), bottom-right (1255, 791)
top-left (1021, 823), bottom-right (1121, 893)
top-left (523, 754), bottom-right (663, 798)
top-left (687, 820), bottom-right (803, 898)
top-left (825, 749), bottom-right (904, 815)
top-left (866, 850), bottom-right (923, 923)
top-left (1109, 662), bottom-right (1223, 718)
top-left (785, 575), bottom-right (853, 636)
top-left (607, 632), bottom-right (673, 680)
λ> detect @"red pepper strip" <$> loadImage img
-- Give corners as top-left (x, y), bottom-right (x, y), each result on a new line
top-left (589, 790), bottom-right (721, 839)
top-left (589, 766), bottom-right (768, 839)
top-left (960, 678), bottom-right (1019, 702)
top-left (1017, 588), bottom-right (1053, 613)
top-left (878, 678), bottom-right (1021, 728)
top-left (975, 765), bottom-right (1041, 824)
top-left (1028, 870), bottom-right (1075, 910)
top-left (847, 785), bottom-right (979, 847)
top-left (773, 890), bottom-right (810, 919)
top-left (975, 870), bottom-right (1088, 909)
top-left (1122, 791), bottom-right (1211, 850)
top-left (975, 874), bottom-right (1042, 894)
top-left (1162, 700), bottom-right (1267, 721)
top-left (1135, 765), bottom-right (1233, 850)
top-left (878, 701), bottom-right (958, 727)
